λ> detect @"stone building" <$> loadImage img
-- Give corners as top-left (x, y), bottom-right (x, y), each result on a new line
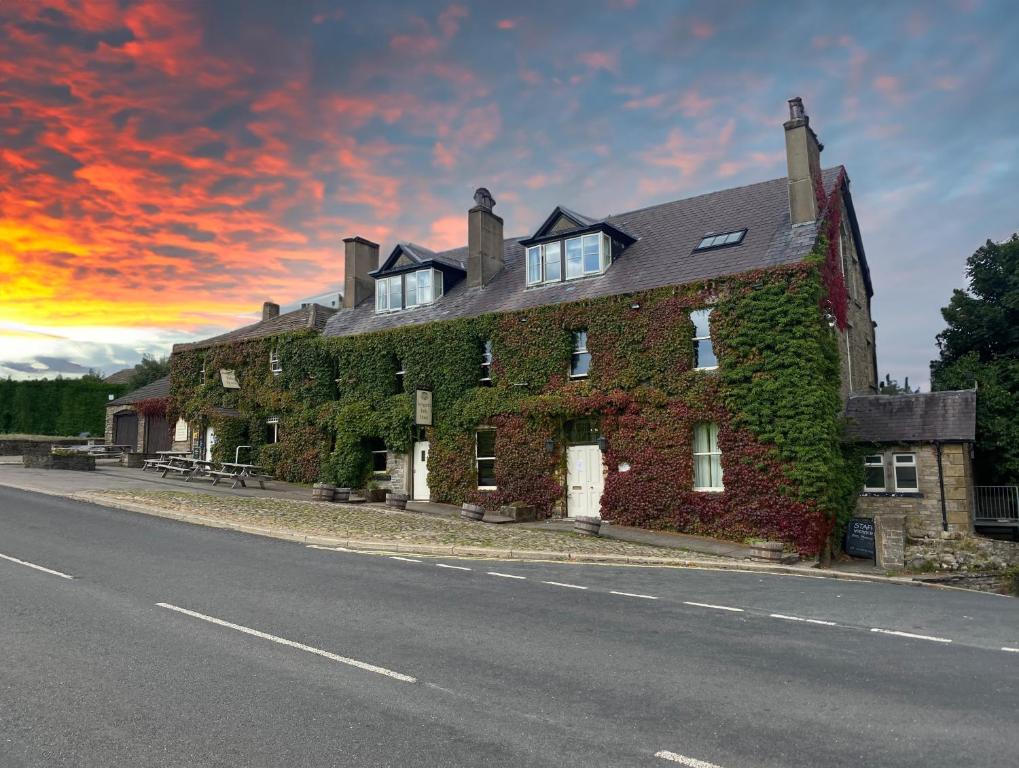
top-left (105, 376), bottom-right (172, 453)
top-left (845, 390), bottom-right (979, 569)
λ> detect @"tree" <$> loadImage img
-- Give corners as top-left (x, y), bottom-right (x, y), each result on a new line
top-left (878, 373), bottom-right (919, 394)
top-left (931, 234), bottom-right (1019, 484)
top-left (127, 354), bottom-right (170, 390)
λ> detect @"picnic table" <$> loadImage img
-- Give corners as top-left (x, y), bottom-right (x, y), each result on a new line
top-left (158, 456), bottom-right (215, 481)
top-left (212, 462), bottom-right (273, 489)
top-left (71, 444), bottom-right (132, 456)
top-left (142, 450), bottom-right (190, 471)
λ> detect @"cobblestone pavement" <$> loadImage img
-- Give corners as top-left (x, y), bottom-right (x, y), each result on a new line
top-left (78, 489), bottom-right (732, 560)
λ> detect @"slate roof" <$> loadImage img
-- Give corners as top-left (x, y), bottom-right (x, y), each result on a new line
top-left (104, 368), bottom-right (135, 385)
top-left (173, 303), bottom-right (337, 352)
top-left (844, 390), bottom-right (977, 443)
top-left (374, 242), bottom-right (466, 275)
top-left (324, 167), bottom-right (851, 339)
top-left (108, 376), bottom-right (171, 406)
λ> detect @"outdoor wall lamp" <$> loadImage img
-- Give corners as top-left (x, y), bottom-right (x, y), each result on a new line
top-left (630, 302), bottom-right (641, 310)
top-left (597, 436), bottom-right (608, 452)
top-left (544, 438), bottom-right (556, 454)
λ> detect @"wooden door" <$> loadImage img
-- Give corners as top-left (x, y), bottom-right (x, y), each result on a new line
top-left (144, 415), bottom-right (171, 452)
top-left (566, 444), bottom-right (604, 518)
top-left (113, 412), bottom-right (138, 449)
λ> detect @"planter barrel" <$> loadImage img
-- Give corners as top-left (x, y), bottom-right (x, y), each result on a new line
top-left (573, 516), bottom-right (602, 536)
top-left (386, 492), bottom-right (408, 510)
top-left (460, 503), bottom-right (485, 522)
top-left (749, 541), bottom-right (785, 562)
top-left (333, 487), bottom-right (351, 502)
top-left (312, 482), bottom-right (336, 502)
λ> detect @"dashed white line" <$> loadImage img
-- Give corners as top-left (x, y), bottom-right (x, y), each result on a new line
top-left (683, 601), bottom-right (743, 613)
top-left (1002, 647), bottom-right (1019, 653)
top-left (542, 581), bottom-right (588, 590)
top-left (436, 564), bottom-right (472, 571)
top-left (487, 571), bottom-right (526, 580)
top-left (0, 552), bottom-right (74, 580)
top-left (155, 603), bottom-right (416, 682)
top-left (870, 628), bottom-right (952, 644)
top-left (611, 590), bottom-right (658, 600)
top-left (655, 750), bottom-right (726, 767)
top-left (770, 613), bottom-right (837, 626)
top-left (389, 556), bottom-right (422, 563)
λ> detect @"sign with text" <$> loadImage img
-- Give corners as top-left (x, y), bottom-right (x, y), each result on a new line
top-left (844, 517), bottom-right (876, 560)
top-left (414, 389), bottom-right (433, 426)
top-left (220, 369), bottom-right (240, 389)
top-left (173, 419), bottom-right (188, 442)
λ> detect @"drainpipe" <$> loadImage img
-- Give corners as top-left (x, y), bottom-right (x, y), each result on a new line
top-left (934, 441), bottom-right (948, 532)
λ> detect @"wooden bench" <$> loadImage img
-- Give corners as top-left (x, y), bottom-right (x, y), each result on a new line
top-left (142, 459), bottom-right (168, 472)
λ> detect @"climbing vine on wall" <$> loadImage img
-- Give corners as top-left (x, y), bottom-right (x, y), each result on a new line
top-left (169, 261), bottom-right (857, 555)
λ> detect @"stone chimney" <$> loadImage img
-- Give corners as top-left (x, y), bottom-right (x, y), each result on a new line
top-left (342, 236), bottom-right (379, 309)
top-left (262, 301), bottom-right (280, 321)
top-left (783, 96), bottom-right (824, 226)
top-left (467, 187), bottom-right (504, 289)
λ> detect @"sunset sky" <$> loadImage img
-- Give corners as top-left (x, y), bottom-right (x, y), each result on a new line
top-left (1, 0), bottom-right (1016, 387)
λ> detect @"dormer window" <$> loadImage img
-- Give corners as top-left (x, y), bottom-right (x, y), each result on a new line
top-left (695, 229), bottom-right (746, 251)
top-left (375, 268), bottom-right (443, 313)
top-left (526, 233), bottom-right (611, 287)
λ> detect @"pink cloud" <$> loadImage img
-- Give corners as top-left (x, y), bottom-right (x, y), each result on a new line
top-left (433, 142), bottom-right (456, 169)
top-left (623, 93), bottom-right (666, 110)
top-left (690, 20), bottom-right (715, 39)
top-left (523, 173), bottom-right (550, 189)
top-left (678, 89), bottom-right (714, 118)
top-left (497, 19), bottom-right (517, 30)
top-left (430, 215), bottom-right (466, 249)
top-left (873, 74), bottom-right (903, 101)
top-left (438, 5), bottom-right (469, 39)
top-left (578, 51), bottom-right (618, 73)
top-left (935, 75), bottom-right (963, 91)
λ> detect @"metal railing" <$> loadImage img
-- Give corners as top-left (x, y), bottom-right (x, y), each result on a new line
top-left (974, 486), bottom-right (1019, 523)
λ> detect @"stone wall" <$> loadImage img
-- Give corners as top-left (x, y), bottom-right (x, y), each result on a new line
top-left (836, 202), bottom-right (878, 399)
top-left (105, 405), bottom-right (146, 452)
top-left (22, 449), bottom-right (95, 471)
top-left (905, 527), bottom-right (1019, 573)
top-left (371, 451), bottom-right (410, 495)
top-left (0, 437), bottom-right (93, 456)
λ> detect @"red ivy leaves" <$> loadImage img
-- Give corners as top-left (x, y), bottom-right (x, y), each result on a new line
top-left (136, 397), bottom-right (170, 418)
top-left (814, 166), bottom-right (849, 331)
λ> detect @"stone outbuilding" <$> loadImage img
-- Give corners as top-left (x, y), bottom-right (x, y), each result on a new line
top-left (845, 390), bottom-right (978, 569)
top-left (104, 376), bottom-right (173, 454)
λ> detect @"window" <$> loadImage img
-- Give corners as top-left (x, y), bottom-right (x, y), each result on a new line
top-left (565, 233), bottom-right (609, 279)
top-left (570, 330), bottom-right (591, 378)
top-left (565, 418), bottom-right (600, 445)
top-left (266, 416), bottom-right (280, 445)
top-left (691, 309), bottom-right (717, 370)
top-left (695, 229), bottom-right (746, 251)
top-left (377, 270), bottom-right (443, 312)
top-left (864, 454), bottom-right (885, 491)
top-left (893, 453), bottom-right (918, 492)
top-left (480, 340), bottom-right (493, 384)
top-left (526, 242), bottom-right (562, 285)
top-left (199, 364), bottom-right (206, 384)
top-left (693, 422), bottom-right (723, 491)
top-left (367, 438), bottom-right (388, 474)
top-left (476, 429), bottom-right (496, 489)
top-left (269, 348), bottom-right (282, 376)
top-left (395, 360), bottom-right (405, 391)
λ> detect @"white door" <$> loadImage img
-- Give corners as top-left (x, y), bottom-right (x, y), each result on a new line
top-left (567, 444), bottom-right (604, 518)
top-left (204, 426), bottom-right (217, 462)
top-left (413, 441), bottom-right (430, 500)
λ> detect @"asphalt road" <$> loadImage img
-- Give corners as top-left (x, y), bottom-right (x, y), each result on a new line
top-left (2, 485), bottom-right (1018, 768)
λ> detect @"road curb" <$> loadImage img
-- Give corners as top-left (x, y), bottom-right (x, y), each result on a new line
top-left (58, 490), bottom-right (942, 589)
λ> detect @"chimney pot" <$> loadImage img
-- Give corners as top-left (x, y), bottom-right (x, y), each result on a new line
top-left (783, 97), bottom-right (824, 226)
top-left (262, 301), bottom-right (280, 321)
top-left (788, 96), bottom-right (804, 120)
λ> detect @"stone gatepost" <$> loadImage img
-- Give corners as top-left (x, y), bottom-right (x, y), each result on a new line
top-left (874, 514), bottom-right (905, 571)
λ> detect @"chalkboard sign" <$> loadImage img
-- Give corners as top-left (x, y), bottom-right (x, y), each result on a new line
top-left (844, 517), bottom-right (875, 560)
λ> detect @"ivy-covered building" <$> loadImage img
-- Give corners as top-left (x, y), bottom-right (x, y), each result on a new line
top-left (170, 98), bottom-right (877, 555)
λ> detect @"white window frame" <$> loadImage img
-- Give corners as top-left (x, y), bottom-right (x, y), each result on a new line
top-left (376, 269), bottom-right (443, 312)
top-left (476, 428), bottom-right (497, 490)
top-left (266, 416), bottom-right (280, 445)
top-left (691, 308), bottom-right (717, 371)
top-left (395, 361), bottom-right (405, 390)
top-left (526, 242), bottom-right (563, 286)
top-left (565, 233), bottom-right (609, 280)
top-left (269, 348), bottom-right (282, 376)
top-left (893, 453), bottom-right (918, 492)
top-left (570, 330), bottom-right (591, 379)
top-left (480, 340), bottom-right (493, 384)
top-left (693, 422), bottom-right (724, 492)
top-left (863, 454), bottom-right (885, 492)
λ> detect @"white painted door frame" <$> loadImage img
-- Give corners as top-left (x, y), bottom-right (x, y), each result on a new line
top-left (413, 440), bottom-right (430, 501)
top-left (566, 444), bottom-right (604, 519)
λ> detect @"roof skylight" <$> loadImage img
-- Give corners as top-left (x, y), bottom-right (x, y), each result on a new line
top-left (696, 229), bottom-right (747, 251)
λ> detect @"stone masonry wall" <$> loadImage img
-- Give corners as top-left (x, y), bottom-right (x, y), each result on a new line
top-left (105, 405), bottom-right (145, 452)
top-left (837, 203), bottom-right (877, 399)
top-left (372, 451), bottom-right (410, 496)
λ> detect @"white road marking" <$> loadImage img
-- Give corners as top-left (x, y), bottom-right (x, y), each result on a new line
top-left (683, 601), bottom-right (743, 613)
top-left (870, 628), bottom-right (952, 644)
top-left (769, 613), bottom-right (837, 626)
top-left (436, 564), bottom-right (472, 571)
top-left (611, 590), bottom-right (658, 600)
top-left (655, 749), bottom-right (726, 767)
top-left (487, 571), bottom-right (526, 580)
top-left (542, 581), bottom-right (588, 590)
top-left (156, 603), bottom-right (416, 682)
top-left (1002, 647), bottom-right (1019, 653)
top-left (389, 556), bottom-right (422, 563)
top-left (0, 552), bottom-right (73, 580)
top-left (306, 544), bottom-right (355, 552)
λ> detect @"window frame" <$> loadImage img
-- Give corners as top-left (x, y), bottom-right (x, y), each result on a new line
top-left (367, 437), bottom-right (388, 474)
top-left (480, 339), bottom-right (493, 385)
top-left (692, 422), bottom-right (724, 492)
top-left (691, 308), bottom-right (717, 371)
top-left (266, 416), bottom-right (280, 445)
top-left (527, 233), bottom-right (611, 287)
top-left (476, 428), bottom-right (497, 490)
top-left (695, 229), bottom-right (747, 251)
top-left (570, 330), bottom-right (591, 379)
top-left (269, 348), bottom-right (282, 376)
top-left (863, 454), bottom-right (885, 492)
top-left (893, 452), bottom-right (918, 492)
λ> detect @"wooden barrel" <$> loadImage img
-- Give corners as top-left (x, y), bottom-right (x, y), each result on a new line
top-left (312, 482), bottom-right (335, 502)
top-left (386, 492), bottom-right (408, 510)
top-left (333, 487), bottom-right (351, 502)
top-left (460, 503), bottom-right (485, 522)
top-left (573, 516), bottom-right (602, 536)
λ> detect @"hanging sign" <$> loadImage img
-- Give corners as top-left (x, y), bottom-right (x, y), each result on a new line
top-left (220, 369), bottom-right (240, 389)
top-left (174, 419), bottom-right (188, 442)
top-left (415, 389), bottom-right (433, 426)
